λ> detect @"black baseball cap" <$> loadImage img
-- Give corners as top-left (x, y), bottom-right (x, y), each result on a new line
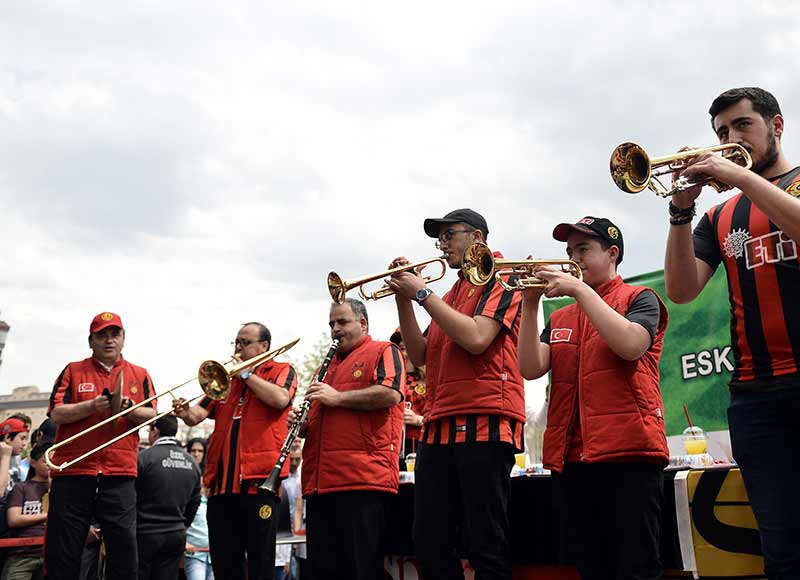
top-left (423, 208), bottom-right (489, 239)
top-left (552, 216), bottom-right (624, 265)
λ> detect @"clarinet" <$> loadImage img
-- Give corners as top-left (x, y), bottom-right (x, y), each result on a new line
top-left (259, 339), bottom-right (340, 495)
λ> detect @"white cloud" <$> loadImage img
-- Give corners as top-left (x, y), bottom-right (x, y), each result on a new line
top-left (2, 0), bottom-right (799, 394)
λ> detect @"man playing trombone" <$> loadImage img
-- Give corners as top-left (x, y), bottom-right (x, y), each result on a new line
top-left (664, 87), bottom-right (800, 579)
top-left (174, 322), bottom-right (298, 580)
top-left (45, 312), bottom-right (157, 580)
top-left (386, 208), bottom-right (525, 580)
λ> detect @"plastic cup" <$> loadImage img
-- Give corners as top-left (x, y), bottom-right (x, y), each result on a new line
top-left (682, 426), bottom-right (707, 455)
top-left (405, 453), bottom-right (416, 472)
top-left (514, 453), bottom-right (526, 470)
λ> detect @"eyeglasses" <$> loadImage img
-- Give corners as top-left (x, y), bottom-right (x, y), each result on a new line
top-left (231, 339), bottom-right (267, 348)
top-left (435, 228), bottom-right (474, 249)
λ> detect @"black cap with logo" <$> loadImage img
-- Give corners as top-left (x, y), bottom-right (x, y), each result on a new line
top-left (423, 208), bottom-right (489, 239)
top-left (552, 216), bottom-right (624, 265)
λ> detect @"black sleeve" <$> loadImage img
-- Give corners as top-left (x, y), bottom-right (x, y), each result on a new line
top-left (626, 290), bottom-right (661, 345)
top-left (693, 212), bottom-right (722, 270)
top-left (540, 323), bottom-right (552, 345)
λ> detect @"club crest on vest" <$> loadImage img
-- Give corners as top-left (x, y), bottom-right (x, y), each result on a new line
top-left (258, 504), bottom-right (272, 519)
top-left (785, 181), bottom-right (800, 198)
top-left (352, 361), bottom-right (365, 378)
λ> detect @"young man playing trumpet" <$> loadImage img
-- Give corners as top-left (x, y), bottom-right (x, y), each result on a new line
top-left (517, 217), bottom-right (669, 580)
top-left (664, 87), bottom-right (800, 579)
top-left (386, 208), bottom-right (524, 580)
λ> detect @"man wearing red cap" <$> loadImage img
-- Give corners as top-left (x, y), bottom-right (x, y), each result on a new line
top-left (0, 417), bottom-right (30, 537)
top-left (386, 209), bottom-right (525, 580)
top-left (46, 312), bottom-right (156, 580)
top-left (518, 217), bottom-right (669, 580)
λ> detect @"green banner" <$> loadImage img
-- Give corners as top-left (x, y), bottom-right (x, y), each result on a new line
top-left (542, 268), bottom-right (731, 436)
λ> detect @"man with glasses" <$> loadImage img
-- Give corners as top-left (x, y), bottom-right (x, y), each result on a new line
top-left (386, 209), bottom-right (525, 580)
top-left (46, 311), bottom-right (157, 580)
top-left (175, 322), bottom-right (298, 580)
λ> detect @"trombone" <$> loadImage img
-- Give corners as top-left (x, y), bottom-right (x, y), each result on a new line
top-left (45, 338), bottom-right (300, 472)
top-left (328, 257), bottom-right (447, 303)
top-left (610, 142), bottom-right (752, 197)
top-left (462, 242), bottom-right (582, 290)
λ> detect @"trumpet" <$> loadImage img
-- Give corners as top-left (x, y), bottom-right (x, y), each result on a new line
top-left (610, 142), bottom-right (752, 197)
top-left (328, 257), bottom-right (447, 303)
top-left (45, 338), bottom-right (300, 472)
top-left (462, 242), bottom-right (582, 290)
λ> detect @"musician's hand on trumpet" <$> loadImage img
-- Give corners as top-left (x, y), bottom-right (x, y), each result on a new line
top-left (384, 256), bottom-right (426, 301)
top-left (534, 267), bottom-right (586, 300)
top-left (679, 147), bottom-right (750, 196)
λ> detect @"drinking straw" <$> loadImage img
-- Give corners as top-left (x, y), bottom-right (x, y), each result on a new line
top-left (683, 404), bottom-right (694, 430)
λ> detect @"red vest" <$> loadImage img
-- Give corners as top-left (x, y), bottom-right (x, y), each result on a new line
top-left (49, 357), bottom-right (154, 477)
top-left (301, 336), bottom-right (404, 496)
top-left (424, 269), bottom-right (525, 423)
top-left (543, 277), bottom-right (670, 473)
top-left (204, 359), bottom-right (296, 489)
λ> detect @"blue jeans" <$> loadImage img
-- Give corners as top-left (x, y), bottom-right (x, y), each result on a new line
top-left (184, 557), bottom-right (214, 580)
top-left (728, 387), bottom-right (800, 580)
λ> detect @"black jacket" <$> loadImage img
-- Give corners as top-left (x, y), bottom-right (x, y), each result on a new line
top-left (136, 437), bottom-right (201, 534)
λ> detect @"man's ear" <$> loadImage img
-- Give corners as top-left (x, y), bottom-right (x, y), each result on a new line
top-left (608, 245), bottom-right (620, 265)
top-left (772, 114), bottom-right (785, 139)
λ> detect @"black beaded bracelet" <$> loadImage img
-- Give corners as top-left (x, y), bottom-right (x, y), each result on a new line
top-left (670, 215), bottom-right (694, 226)
top-left (668, 201), bottom-right (696, 218)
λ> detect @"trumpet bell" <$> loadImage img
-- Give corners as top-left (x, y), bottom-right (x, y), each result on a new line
top-left (327, 272), bottom-right (347, 304)
top-left (610, 142), bottom-right (651, 194)
top-left (462, 242), bottom-right (496, 286)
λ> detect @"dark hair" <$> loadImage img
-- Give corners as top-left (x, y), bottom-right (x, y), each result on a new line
top-left (36, 418), bottom-right (57, 443)
top-left (341, 298), bottom-right (368, 324)
top-left (153, 415), bottom-right (178, 437)
top-left (30, 441), bottom-right (52, 461)
top-left (242, 322), bottom-right (271, 346)
top-left (709, 87), bottom-right (782, 127)
top-left (594, 238), bottom-right (622, 266)
top-left (186, 437), bottom-right (208, 473)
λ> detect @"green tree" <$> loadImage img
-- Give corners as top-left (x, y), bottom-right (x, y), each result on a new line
top-left (289, 332), bottom-right (334, 396)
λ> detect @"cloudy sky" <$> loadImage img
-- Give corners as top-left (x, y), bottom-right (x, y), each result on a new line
top-left (2, 1), bottom-right (799, 400)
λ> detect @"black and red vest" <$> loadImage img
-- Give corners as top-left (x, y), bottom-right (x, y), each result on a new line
top-left (544, 277), bottom-right (670, 473)
top-left (204, 359), bottom-right (296, 489)
top-left (49, 356), bottom-right (154, 477)
top-left (302, 336), bottom-right (404, 496)
top-left (424, 268), bottom-right (525, 423)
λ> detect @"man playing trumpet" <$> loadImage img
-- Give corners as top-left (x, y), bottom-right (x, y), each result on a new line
top-left (664, 87), bottom-right (800, 579)
top-left (174, 322), bottom-right (298, 580)
top-left (386, 208), bottom-right (524, 580)
top-left (517, 217), bottom-right (669, 580)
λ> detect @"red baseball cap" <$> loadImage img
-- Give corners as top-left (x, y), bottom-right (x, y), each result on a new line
top-left (0, 418), bottom-right (28, 436)
top-left (90, 312), bottom-right (124, 334)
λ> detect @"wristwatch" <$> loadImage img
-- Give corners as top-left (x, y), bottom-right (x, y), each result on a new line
top-left (240, 370), bottom-right (252, 381)
top-left (414, 287), bottom-right (433, 304)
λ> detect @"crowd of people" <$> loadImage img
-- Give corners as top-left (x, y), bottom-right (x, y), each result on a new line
top-left (1, 86), bottom-right (798, 580)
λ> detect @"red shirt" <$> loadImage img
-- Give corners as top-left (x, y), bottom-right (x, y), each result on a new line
top-left (693, 167), bottom-right (800, 388)
top-left (422, 252), bottom-right (525, 451)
